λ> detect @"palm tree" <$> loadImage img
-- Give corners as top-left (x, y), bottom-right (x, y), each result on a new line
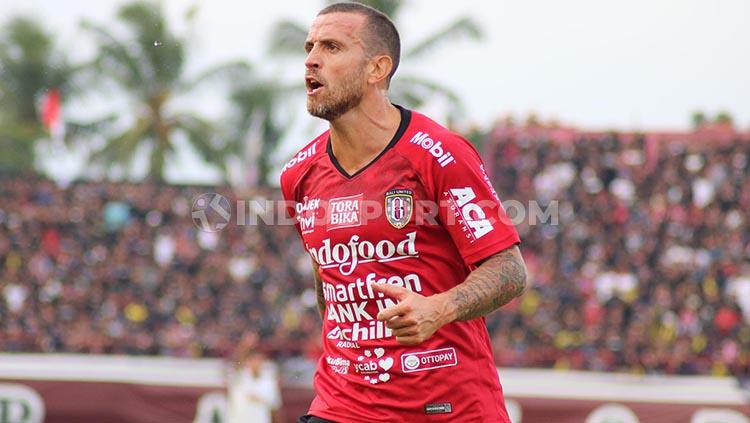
top-left (267, 0), bottom-right (483, 122)
top-left (82, 1), bottom-right (250, 182)
top-left (225, 79), bottom-right (292, 188)
top-left (0, 17), bottom-right (79, 172)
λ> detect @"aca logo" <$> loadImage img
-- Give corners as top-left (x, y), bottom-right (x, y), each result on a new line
top-left (0, 384), bottom-right (45, 423)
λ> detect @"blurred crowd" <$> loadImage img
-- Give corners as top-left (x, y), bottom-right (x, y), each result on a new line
top-left (486, 125), bottom-right (750, 381)
top-left (0, 178), bottom-right (319, 360)
top-left (1, 127), bottom-right (749, 383)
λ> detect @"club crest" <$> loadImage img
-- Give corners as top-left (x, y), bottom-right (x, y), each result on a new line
top-left (385, 188), bottom-right (413, 229)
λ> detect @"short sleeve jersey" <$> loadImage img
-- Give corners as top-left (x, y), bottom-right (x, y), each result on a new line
top-left (280, 106), bottom-right (520, 422)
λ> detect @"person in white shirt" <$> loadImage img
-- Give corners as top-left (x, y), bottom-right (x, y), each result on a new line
top-left (227, 349), bottom-right (281, 423)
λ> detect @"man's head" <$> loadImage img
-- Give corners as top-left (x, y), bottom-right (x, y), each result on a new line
top-left (304, 2), bottom-right (401, 121)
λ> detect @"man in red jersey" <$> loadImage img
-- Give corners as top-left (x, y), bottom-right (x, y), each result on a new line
top-left (280, 3), bottom-right (527, 422)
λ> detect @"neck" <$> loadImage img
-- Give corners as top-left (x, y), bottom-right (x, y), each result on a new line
top-left (328, 92), bottom-right (401, 176)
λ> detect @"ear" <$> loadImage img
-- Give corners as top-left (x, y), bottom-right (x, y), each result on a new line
top-left (367, 54), bottom-right (393, 87)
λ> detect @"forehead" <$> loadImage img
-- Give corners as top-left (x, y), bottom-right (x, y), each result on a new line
top-left (306, 12), bottom-right (367, 43)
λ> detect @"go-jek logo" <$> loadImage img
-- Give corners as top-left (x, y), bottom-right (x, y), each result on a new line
top-left (296, 197), bottom-right (321, 234)
top-left (308, 232), bottom-right (418, 276)
top-left (409, 131), bottom-right (456, 167)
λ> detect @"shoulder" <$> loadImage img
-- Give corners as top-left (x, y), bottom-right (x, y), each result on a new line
top-left (279, 130), bottom-right (328, 196)
top-left (397, 110), bottom-right (482, 172)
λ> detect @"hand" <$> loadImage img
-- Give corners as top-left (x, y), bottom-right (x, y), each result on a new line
top-left (370, 283), bottom-right (453, 346)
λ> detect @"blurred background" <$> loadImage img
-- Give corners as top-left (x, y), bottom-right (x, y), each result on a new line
top-left (0, 1), bottom-right (749, 422)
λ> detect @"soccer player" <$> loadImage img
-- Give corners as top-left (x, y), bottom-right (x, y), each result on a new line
top-left (280, 3), bottom-right (527, 422)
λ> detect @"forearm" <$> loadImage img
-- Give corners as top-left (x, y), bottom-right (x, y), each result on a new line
top-left (437, 245), bottom-right (527, 323)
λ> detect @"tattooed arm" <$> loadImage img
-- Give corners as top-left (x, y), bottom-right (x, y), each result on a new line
top-left (373, 245), bottom-right (527, 345)
top-left (447, 245), bottom-right (526, 321)
top-left (311, 259), bottom-right (326, 320)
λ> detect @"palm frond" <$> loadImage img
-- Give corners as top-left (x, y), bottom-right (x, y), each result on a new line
top-left (390, 74), bottom-right (464, 118)
top-left (63, 115), bottom-right (119, 147)
top-left (80, 20), bottom-right (146, 92)
top-left (267, 19), bottom-right (308, 56)
top-left (178, 60), bottom-right (252, 93)
top-left (404, 17), bottom-right (482, 60)
top-left (89, 117), bottom-right (152, 165)
top-left (172, 114), bottom-right (226, 165)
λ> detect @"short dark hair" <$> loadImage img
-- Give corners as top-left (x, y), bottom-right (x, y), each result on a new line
top-left (318, 2), bottom-right (401, 86)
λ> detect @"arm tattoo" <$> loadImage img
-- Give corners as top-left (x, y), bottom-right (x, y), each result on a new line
top-left (312, 261), bottom-right (325, 319)
top-left (450, 246), bottom-right (527, 321)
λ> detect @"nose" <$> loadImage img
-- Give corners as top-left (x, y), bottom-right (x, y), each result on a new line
top-left (305, 46), bottom-right (320, 69)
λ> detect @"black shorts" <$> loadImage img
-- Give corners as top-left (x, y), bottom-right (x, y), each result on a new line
top-left (297, 415), bottom-right (337, 423)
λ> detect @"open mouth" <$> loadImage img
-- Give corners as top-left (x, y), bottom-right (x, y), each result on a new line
top-left (306, 76), bottom-right (324, 95)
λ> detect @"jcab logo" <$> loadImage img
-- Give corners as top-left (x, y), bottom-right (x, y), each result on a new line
top-left (354, 348), bottom-right (393, 385)
top-left (401, 347), bottom-right (458, 373)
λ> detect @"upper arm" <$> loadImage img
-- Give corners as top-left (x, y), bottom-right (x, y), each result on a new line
top-left (425, 135), bottom-right (520, 266)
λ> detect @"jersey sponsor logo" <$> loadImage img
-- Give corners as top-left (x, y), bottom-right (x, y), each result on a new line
top-left (307, 232), bottom-right (418, 276)
top-left (401, 347), bottom-right (458, 373)
top-left (326, 320), bottom-right (392, 342)
top-left (327, 194), bottom-right (363, 231)
top-left (322, 273), bottom-right (423, 323)
top-left (445, 187), bottom-right (494, 240)
top-left (296, 197), bottom-right (321, 234)
top-left (385, 188), bottom-right (413, 229)
top-left (336, 340), bottom-right (360, 349)
top-left (322, 272), bottom-right (423, 304)
top-left (325, 356), bottom-right (350, 375)
top-left (282, 143), bottom-right (317, 172)
top-left (409, 131), bottom-right (456, 167)
top-left (480, 164), bottom-right (502, 203)
top-left (355, 348), bottom-right (393, 385)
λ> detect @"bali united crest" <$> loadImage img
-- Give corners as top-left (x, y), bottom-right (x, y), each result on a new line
top-left (385, 188), bottom-right (413, 229)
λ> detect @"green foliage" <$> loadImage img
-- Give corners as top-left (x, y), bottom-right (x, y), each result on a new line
top-left (82, 1), bottom-right (251, 182)
top-left (0, 16), bottom-right (78, 171)
top-left (691, 111), bottom-right (706, 129)
top-left (715, 111), bottom-right (733, 126)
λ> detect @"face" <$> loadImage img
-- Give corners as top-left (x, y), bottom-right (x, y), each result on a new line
top-left (304, 13), bottom-right (369, 121)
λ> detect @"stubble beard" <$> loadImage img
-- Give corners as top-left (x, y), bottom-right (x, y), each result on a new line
top-left (307, 65), bottom-right (365, 122)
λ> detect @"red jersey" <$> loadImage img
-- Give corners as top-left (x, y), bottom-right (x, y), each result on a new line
top-left (280, 106), bottom-right (520, 422)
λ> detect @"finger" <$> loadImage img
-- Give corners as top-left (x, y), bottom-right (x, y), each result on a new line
top-left (392, 326), bottom-right (419, 337)
top-left (370, 283), bottom-right (411, 301)
top-left (395, 335), bottom-right (422, 346)
top-left (384, 316), bottom-right (415, 330)
top-left (377, 303), bottom-right (408, 321)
